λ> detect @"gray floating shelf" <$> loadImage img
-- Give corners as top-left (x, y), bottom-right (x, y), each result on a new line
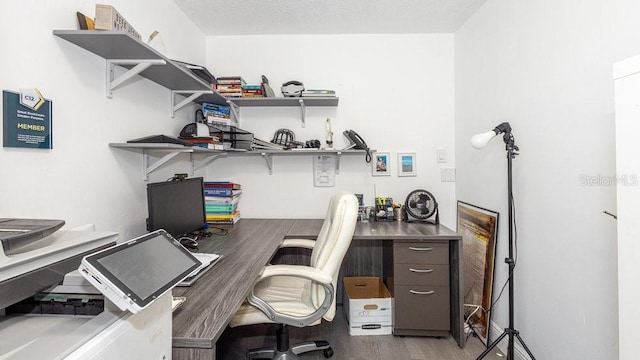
top-left (53, 30), bottom-right (227, 115)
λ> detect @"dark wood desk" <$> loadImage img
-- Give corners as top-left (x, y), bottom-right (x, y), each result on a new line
top-left (172, 219), bottom-right (463, 360)
top-left (171, 219), bottom-right (295, 360)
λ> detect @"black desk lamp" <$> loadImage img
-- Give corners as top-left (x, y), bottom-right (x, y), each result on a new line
top-left (471, 122), bottom-right (536, 360)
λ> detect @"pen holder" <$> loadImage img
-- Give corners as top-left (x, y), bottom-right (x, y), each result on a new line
top-left (374, 197), bottom-right (395, 222)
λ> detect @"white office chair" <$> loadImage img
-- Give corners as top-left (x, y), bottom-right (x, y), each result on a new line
top-left (228, 191), bottom-right (359, 359)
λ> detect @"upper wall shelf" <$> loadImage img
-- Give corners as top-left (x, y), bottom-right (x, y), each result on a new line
top-left (52, 30), bottom-right (227, 115)
top-left (228, 97), bottom-right (339, 107)
top-left (53, 30), bottom-right (339, 124)
top-left (196, 94), bottom-right (339, 127)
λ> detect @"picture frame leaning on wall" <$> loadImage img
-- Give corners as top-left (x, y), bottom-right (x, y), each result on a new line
top-left (457, 201), bottom-right (499, 345)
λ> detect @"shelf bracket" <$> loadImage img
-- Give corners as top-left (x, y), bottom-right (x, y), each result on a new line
top-left (172, 90), bottom-right (212, 117)
top-left (106, 59), bottom-right (166, 98)
top-left (194, 153), bottom-right (227, 173)
top-left (335, 152), bottom-right (342, 174)
top-left (227, 100), bottom-right (240, 126)
top-left (142, 150), bottom-right (181, 181)
top-left (299, 99), bottom-right (306, 127)
top-left (261, 153), bottom-right (274, 175)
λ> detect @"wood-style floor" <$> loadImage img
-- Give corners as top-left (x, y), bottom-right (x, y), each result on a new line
top-left (219, 305), bottom-right (505, 360)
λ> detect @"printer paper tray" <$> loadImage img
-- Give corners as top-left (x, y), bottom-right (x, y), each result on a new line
top-left (0, 310), bottom-right (122, 359)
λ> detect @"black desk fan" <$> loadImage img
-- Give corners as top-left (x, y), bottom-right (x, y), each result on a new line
top-left (403, 189), bottom-right (439, 224)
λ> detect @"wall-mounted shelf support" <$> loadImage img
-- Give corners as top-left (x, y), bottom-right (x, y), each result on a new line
top-left (227, 101), bottom-right (240, 126)
top-left (143, 150), bottom-right (182, 181)
top-left (172, 90), bottom-right (212, 117)
top-left (261, 153), bottom-right (274, 175)
top-left (299, 99), bottom-right (306, 127)
top-left (106, 59), bottom-right (166, 98)
top-left (194, 153), bottom-right (227, 173)
top-left (335, 151), bottom-right (343, 174)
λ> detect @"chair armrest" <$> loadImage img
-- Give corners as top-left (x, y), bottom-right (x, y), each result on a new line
top-left (259, 264), bottom-right (331, 284)
top-left (248, 265), bottom-right (334, 327)
top-left (279, 238), bottom-right (316, 249)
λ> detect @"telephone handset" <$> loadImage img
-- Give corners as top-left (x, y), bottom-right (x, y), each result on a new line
top-left (343, 130), bottom-right (372, 163)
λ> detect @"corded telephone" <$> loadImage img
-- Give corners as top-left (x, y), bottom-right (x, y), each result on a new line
top-left (343, 130), bottom-right (372, 163)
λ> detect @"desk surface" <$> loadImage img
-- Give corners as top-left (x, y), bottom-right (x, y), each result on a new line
top-left (172, 219), bottom-right (294, 352)
top-left (288, 219), bottom-right (461, 241)
top-left (172, 219), bottom-right (463, 359)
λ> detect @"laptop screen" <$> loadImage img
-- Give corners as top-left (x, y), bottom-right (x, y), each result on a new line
top-left (80, 230), bottom-right (200, 312)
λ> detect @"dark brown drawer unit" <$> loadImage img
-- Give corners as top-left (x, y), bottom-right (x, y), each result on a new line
top-left (393, 241), bottom-right (451, 337)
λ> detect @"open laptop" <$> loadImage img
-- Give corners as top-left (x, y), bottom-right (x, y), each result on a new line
top-left (78, 229), bottom-right (201, 313)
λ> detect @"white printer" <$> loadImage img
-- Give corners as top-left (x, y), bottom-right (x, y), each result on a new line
top-left (0, 221), bottom-right (176, 360)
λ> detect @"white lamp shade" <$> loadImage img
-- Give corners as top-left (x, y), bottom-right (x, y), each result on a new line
top-left (471, 130), bottom-right (498, 149)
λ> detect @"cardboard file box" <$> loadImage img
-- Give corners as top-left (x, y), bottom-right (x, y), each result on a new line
top-left (344, 277), bottom-right (393, 336)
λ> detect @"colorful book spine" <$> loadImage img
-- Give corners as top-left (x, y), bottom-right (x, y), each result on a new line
top-left (205, 204), bottom-right (237, 212)
top-left (205, 197), bottom-right (240, 205)
top-left (203, 188), bottom-right (242, 197)
top-left (207, 217), bottom-right (240, 225)
top-left (206, 210), bottom-right (240, 221)
top-left (204, 181), bottom-right (242, 190)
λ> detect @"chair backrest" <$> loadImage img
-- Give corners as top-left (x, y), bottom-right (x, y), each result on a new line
top-left (309, 191), bottom-right (358, 321)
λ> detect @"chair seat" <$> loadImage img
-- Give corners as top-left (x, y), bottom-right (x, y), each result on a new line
top-left (229, 275), bottom-right (322, 328)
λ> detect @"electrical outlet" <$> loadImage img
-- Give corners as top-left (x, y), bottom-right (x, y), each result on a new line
top-left (441, 168), bottom-right (456, 182)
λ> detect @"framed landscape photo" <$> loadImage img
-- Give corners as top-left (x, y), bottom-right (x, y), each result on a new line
top-left (457, 201), bottom-right (499, 344)
top-left (372, 151), bottom-right (390, 176)
top-left (398, 152), bottom-right (416, 176)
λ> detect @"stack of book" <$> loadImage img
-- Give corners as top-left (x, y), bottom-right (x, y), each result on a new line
top-left (242, 84), bottom-right (264, 98)
top-left (202, 102), bottom-right (234, 127)
top-left (204, 181), bottom-right (242, 225)
top-left (210, 126), bottom-right (254, 151)
top-left (173, 60), bottom-right (217, 90)
top-left (252, 137), bottom-right (286, 150)
top-left (216, 76), bottom-right (245, 98)
top-left (178, 136), bottom-right (222, 150)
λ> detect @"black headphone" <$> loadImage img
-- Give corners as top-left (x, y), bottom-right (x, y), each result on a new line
top-left (305, 139), bottom-right (321, 148)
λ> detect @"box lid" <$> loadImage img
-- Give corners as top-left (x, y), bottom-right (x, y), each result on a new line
top-left (344, 277), bottom-right (391, 299)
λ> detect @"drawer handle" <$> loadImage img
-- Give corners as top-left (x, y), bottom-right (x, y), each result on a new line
top-left (409, 247), bottom-right (433, 251)
top-left (409, 268), bottom-right (434, 273)
top-left (410, 290), bottom-right (435, 295)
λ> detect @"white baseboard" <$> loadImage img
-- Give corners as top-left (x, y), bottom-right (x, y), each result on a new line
top-left (487, 321), bottom-right (534, 360)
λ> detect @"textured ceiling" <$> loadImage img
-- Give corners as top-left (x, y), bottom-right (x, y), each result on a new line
top-left (173, 0), bottom-right (488, 35)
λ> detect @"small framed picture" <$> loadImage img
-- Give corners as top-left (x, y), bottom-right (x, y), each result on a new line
top-left (398, 152), bottom-right (416, 176)
top-left (372, 151), bottom-right (391, 176)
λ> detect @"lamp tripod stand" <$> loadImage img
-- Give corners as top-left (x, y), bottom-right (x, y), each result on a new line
top-left (473, 123), bottom-right (536, 360)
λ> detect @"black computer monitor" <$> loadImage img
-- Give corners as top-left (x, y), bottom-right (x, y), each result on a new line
top-left (146, 177), bottom-right (206, 238)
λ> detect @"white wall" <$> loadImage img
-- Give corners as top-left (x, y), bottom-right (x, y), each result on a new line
top-left (205, 34), bottom-right (457, 225)
top-left (614, 55), bottom-right (640, 360)
top-left (455, 0), bottom-right (640, 359)
top-left (0, 0), bottom-right (206, 240)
